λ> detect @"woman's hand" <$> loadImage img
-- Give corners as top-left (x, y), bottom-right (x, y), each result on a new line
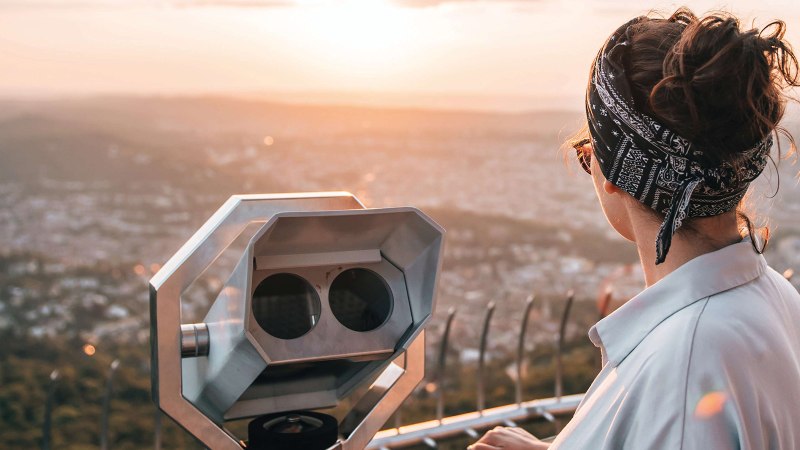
top-left (468, 426), bottom-right (550, 450)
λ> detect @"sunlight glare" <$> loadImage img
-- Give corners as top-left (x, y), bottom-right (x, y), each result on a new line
top-left (83, 344), bottom-right (96, 356)
top-left (695, 391), bottom-right (727, 419)
top-left (295, 0), bottom-right (414, 77)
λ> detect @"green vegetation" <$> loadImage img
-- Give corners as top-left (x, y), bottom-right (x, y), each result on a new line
top-left (0, 325), bottom-right (598, 449)
top-left (0, 330), bottom-right (202, 449)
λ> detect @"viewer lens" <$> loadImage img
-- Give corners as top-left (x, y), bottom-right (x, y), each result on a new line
top-left (329, 268), bottom-right (392, 332)
top-left (252, 273), bottom-right (320, 339)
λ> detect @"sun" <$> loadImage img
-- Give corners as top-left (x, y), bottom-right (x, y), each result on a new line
top-left (292, 0), bottom-right (415, 78)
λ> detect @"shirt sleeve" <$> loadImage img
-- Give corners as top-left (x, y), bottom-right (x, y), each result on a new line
top-left (681, 296), bottom-right (773, 450)
top-left (681, 388), bottom-right (741, 450)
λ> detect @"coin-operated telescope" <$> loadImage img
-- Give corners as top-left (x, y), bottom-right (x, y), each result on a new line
top-left (150, 193), bottom-right (444, 450)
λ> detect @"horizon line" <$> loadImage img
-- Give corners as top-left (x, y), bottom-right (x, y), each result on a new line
top-left (0, 89), bottom-right (586, 115)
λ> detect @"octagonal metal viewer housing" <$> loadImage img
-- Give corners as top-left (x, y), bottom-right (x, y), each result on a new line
top-left (150, 193), bottom-right (444, 450)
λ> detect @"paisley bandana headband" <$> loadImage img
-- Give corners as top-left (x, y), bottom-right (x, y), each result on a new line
top-left (586, 17), bottom-right (772, 265)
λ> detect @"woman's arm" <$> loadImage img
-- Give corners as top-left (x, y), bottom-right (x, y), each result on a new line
top-left (469, 426), bottom-right (550, 450)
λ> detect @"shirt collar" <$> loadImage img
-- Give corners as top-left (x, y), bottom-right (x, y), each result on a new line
top-left (589, 239), bottom-right (767, 367)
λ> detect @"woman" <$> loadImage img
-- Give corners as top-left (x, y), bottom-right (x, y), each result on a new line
top-left (471, 8), bottom-right (800, 450)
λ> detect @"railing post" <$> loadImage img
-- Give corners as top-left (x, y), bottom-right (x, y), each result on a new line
top-left (555, 291), bottom-right (574, 401)
top-left (515, 295), bottom-right (535, 406)
top-left (554, 291), bottom-right (574, 433)
top-left (477, 301), bottom-right (496, 414)
top-left (42, 369), bottom-right (59, 450)
top-left (100, 359), bottom-right (120, 450)
top-left (435, 307), bottom-right (457, 423)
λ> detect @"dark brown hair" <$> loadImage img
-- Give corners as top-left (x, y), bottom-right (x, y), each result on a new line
top-left (621, 8), bottom-right (798, 249)
top-left (626, 7), bottom-right (799, 166)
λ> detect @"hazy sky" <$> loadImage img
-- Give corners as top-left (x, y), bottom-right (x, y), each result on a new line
top-left (1, 0), bottom-right (799, 110)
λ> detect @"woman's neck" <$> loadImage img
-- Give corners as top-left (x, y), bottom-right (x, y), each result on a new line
top-left (629, 211), bottom-right (742, 287)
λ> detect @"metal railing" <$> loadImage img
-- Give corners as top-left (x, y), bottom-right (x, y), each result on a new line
top-left (369, 289), bottom-right (583, 449)
top-left (368, 394), bottom-right (583, 449)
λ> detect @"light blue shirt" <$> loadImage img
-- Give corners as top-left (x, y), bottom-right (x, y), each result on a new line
top-left (551, 239), bottom-right (800, 449)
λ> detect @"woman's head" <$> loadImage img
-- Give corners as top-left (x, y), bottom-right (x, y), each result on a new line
top-left (578, 7), bottom-right (799, 264)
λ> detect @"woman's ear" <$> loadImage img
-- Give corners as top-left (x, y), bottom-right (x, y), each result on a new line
top-left (603, 179), bottom-right (621, 195)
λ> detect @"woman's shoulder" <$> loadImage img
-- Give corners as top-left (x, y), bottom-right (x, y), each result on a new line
top-left (692, 264), bottom-right (800, 358)
top-left (632, 265), bottom-right (800, 380)
top-left (697, 266), bottom-right (800, 338)
top-left (679, 267), bottom-right (800, 448)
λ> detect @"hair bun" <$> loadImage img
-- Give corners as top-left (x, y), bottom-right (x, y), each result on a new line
top-left (630, 8), bottom-right (800, 166)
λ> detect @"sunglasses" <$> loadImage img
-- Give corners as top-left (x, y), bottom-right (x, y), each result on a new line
top-left (573, 138), bottom-right (592, 175)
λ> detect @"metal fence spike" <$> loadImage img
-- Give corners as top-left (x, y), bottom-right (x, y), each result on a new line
top-left (554, 291), bottom-right (574, 434)
top-left (477, 301), bottom-right (496, 414)
top-left (555, 291), bottom-right (574, 401)
top-left (100, 359), bottom-right (121, 450)
top-left (435, 307), bottom-right (457, 423)
top-left (515, 295), bottom-right (535, 406)
top-left (42, 369), bottom-right (60, 450)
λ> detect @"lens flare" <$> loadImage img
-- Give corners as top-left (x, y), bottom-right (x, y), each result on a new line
top-left (695, 391), bottom-right (727, 419)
